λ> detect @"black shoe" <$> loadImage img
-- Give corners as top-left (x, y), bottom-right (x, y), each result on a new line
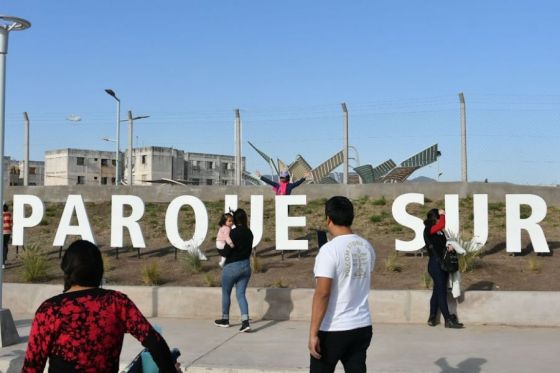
top-left (445, 318), bottom-right (464, 329)
top-left (214, 319), bottom-right (230, 328)
top-left (239, 320), bottom-right (251, 332)
top-left (427, 315), bottom-right (437, 327)
top-left (449, 314), bottom-right (464, 328)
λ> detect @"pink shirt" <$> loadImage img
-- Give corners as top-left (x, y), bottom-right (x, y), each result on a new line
top-left (216, 225), bottom-right (234, 248)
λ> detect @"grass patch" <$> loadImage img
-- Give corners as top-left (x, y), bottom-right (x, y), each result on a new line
top-left (20, 244), bottom-right (49, 282)
top-left (527, 256), bottom-right (541, 272)
top-left (372, 196), bottom-right (387, 206)
top-left (182, 252), bottom-right (202, 274)
top-left (141, 262), bottom-right (163, 286)
top-left (421, 272), bottom-right (432, 289)
top-left (203, 272), bottom-right (219, 287)
top-left (384, 253), bottom-right (402, 272)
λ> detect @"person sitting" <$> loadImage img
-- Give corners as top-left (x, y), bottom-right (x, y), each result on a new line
top-left (22, 239), bottom-right (180, 373)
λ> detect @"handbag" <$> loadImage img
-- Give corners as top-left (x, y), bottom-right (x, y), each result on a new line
top-left (440, 249), bottom-right (459, 273)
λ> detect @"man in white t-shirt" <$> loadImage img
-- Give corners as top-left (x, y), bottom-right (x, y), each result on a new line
top-left (308, 196), bottom-right (376, 373)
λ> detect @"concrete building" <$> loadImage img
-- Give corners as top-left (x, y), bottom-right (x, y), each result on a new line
top-left (44, 149), bottom-right (117, 186)
top-left (127, 147), bottom-right (244, 185)
top-left (8, 158), bottom-right (45, 186)
top-left (42, 147), bottom-right (246, 186)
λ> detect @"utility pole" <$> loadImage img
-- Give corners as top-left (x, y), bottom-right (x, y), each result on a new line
top-left (458, 92), bottom-right (468, 182)
top-left (127, 111), bottom-right (133, 185)
top-left (341, 103), bottom-right (349, 184)
top-left (23, 112), bottom-right (29, 186)
top-left (235, 109), bottom-right (242, 186)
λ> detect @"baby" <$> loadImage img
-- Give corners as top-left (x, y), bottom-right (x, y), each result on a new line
top-left (216, 213), bottom-right (234, 268)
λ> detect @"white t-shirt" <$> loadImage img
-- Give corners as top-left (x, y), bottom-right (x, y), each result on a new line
top-left (313, 233), bottom-right (376, 331)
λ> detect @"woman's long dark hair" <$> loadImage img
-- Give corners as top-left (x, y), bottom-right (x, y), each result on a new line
top-left (233, 208), bottom-right (248, 227)
top-left (424, 208), bottom-right (440, 228)
top-left (61, 240), bottom-right (104, 292)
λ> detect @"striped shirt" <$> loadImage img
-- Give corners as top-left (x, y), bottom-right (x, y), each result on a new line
top-left (3, 211), bottom-right (12, 235)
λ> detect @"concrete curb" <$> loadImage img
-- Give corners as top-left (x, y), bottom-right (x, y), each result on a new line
top-left (5, 283), bottom-right (560, 327)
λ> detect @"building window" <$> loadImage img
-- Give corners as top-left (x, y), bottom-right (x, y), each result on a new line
top-left (191, 178), bottom-right (200, 185)
top-left (101, 177), bottom-right (108, 185)
top-left (101, 159), bottom-right (108, 166)
top-left (94, 158), bottom-right (98, 161)
top-left (93, 176), bottom-right (98, 181)
top-left (206, 179), bottom-right (213, 185)
top-left (29, 167), bottom-right (36, 175)
top-left (77, 157), bottom-right (85, 166)
top-left (112, 159), bottom-right (116, 166)
top-left (207, 161), bottom-right (214, 169)
top-left (77, 176), bottom-right (85, 184)
top-left (111, 177), bottom-right (116, 185)
top-left (142, 155), bottom-right (147, 164)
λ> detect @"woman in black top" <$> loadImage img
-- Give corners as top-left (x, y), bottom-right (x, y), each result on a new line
top-left (214, 208), bottom-right (254, 332)
top-left (424, 209), bottom-right (463, 329)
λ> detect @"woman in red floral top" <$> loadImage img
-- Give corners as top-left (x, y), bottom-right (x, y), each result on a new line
top-left (22, 240), bottom-right (179, 373)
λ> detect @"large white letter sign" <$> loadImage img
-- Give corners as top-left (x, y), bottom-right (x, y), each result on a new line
top-left (275, 195), bottom-right (308, 251)
top-left (12, 194), bottom-right (44, 246)
top-left (166, 196), bottom-right (208, 250)
top-left (392, 193), bottom-right (424, 252)
top-left (506, 194), bottom-right (549, 253)
top-left (53, 195), bottom-right (95, 246)
top-left (445, 194), bottom-right (488, 247)
top-left (224, 194), bottom-right (264, 248)
top-left (111, 195), bottom-right (146, 248)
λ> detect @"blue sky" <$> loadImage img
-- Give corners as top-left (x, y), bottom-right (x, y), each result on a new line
top-left (1, 0), bottom-right (559, 185)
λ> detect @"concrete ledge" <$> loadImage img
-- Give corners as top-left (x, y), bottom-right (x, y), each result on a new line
top-left (5, 283), bottom-right (559, 326)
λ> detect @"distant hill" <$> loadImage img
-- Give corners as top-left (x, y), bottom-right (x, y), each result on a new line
top-left (408, 176), bottom-right (437, 183)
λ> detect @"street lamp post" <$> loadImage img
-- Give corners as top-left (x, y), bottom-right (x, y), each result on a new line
top-left (105, 89), bottom-right (121, 185)
top-left (0, 14), bottom-right (31, 347)
top-left (127, 111), bottom-right (149, 185)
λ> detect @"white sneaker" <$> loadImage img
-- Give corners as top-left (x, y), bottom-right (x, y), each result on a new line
top-left (219, 257), bottom-right (226, 268)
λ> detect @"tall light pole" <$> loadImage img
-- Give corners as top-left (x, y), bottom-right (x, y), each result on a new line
top-left (126, 111), bottom-right (149, 185)
top-left (234, 109), bottom-right (242, 186)
top-left (341, 102), bottom-right (349, 184)
top-left (105, 89), bottom-right (121, 185)
top-left (0, 14), bottom-right (30, 347)
top-left (23, 111), bottom-right (29, 186)
top-left (458, 92), bottom-right (468, 182)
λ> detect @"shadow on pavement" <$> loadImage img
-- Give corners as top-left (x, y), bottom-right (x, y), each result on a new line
top-left (435, 357), bottom-right (487, 373)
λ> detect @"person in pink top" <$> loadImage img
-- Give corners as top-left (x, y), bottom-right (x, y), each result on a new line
top-left (216, 213), bottom-right (235, 268)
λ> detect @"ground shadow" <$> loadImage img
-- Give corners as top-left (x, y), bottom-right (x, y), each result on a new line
top-left (262, 288), bottom-right (293, 321)
top-left (434, 357), bottom-right (487, 373)
top-left (0, 349), bottom-right (26, 373)
top-left (481, 242), bottom-right (505, 257)
top-left (466, 281), bottom-right (495, 291)
top-left (249, 320), bottom-right (280, 333)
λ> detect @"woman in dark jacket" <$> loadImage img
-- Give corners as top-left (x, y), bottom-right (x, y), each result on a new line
top-left (214, 208), bottom-right (254, 332)
top-left (424, 208), bottom-right (463, 329)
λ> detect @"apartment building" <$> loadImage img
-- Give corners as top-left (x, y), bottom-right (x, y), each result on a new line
top-left (8, 159), bottom-right (45, 186)
top-left (43, 147), bottom-right (245, 186)
top-left (44, 149), bottom-right (117, 186)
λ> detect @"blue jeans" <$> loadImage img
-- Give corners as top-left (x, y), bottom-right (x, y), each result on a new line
top-left (221, 259), bottom-right (251, 321)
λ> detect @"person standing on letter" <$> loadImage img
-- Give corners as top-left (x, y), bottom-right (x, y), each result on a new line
top-left (308, 196), bottom-right (376, 373)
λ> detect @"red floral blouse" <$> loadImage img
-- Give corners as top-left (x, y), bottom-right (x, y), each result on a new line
top-left (22, 288), bottom-right (176, 373)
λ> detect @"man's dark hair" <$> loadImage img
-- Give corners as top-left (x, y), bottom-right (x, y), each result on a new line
top-left (3, 204), bottom-right (7, 212)
top-left (233, 208), bottom-right (248, 227)
top-left (61, 240), bottom-right (104, 292)
top-left (325, 196), bottom-right (354, 227)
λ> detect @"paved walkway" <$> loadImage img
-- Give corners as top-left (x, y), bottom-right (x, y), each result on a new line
top-left (1, 315), bottom-right (558, 372)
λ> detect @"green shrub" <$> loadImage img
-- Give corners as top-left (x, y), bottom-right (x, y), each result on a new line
top-left (203, 272), bottom-right (219, 287)
top-left (422, 272), bottom-right (432, 289)
top-left (446, 231), bottom-right (483, 273)
top-left (141, 262), bottom-right (162, 286)
top-left (372, 196), bottom-right (387, 206)
top-left (369, 215), bottom-right (384, 223)
top-left (384, 253), bottom-right (402, 272)
top-left (251, 254), bottom-right (263, 273)
top-left (183, 252), bottom-right (202, 274)
top-left (527, 257), bottom-right (541, 272)
top-left (20, 244), bottom-right (49, 282)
